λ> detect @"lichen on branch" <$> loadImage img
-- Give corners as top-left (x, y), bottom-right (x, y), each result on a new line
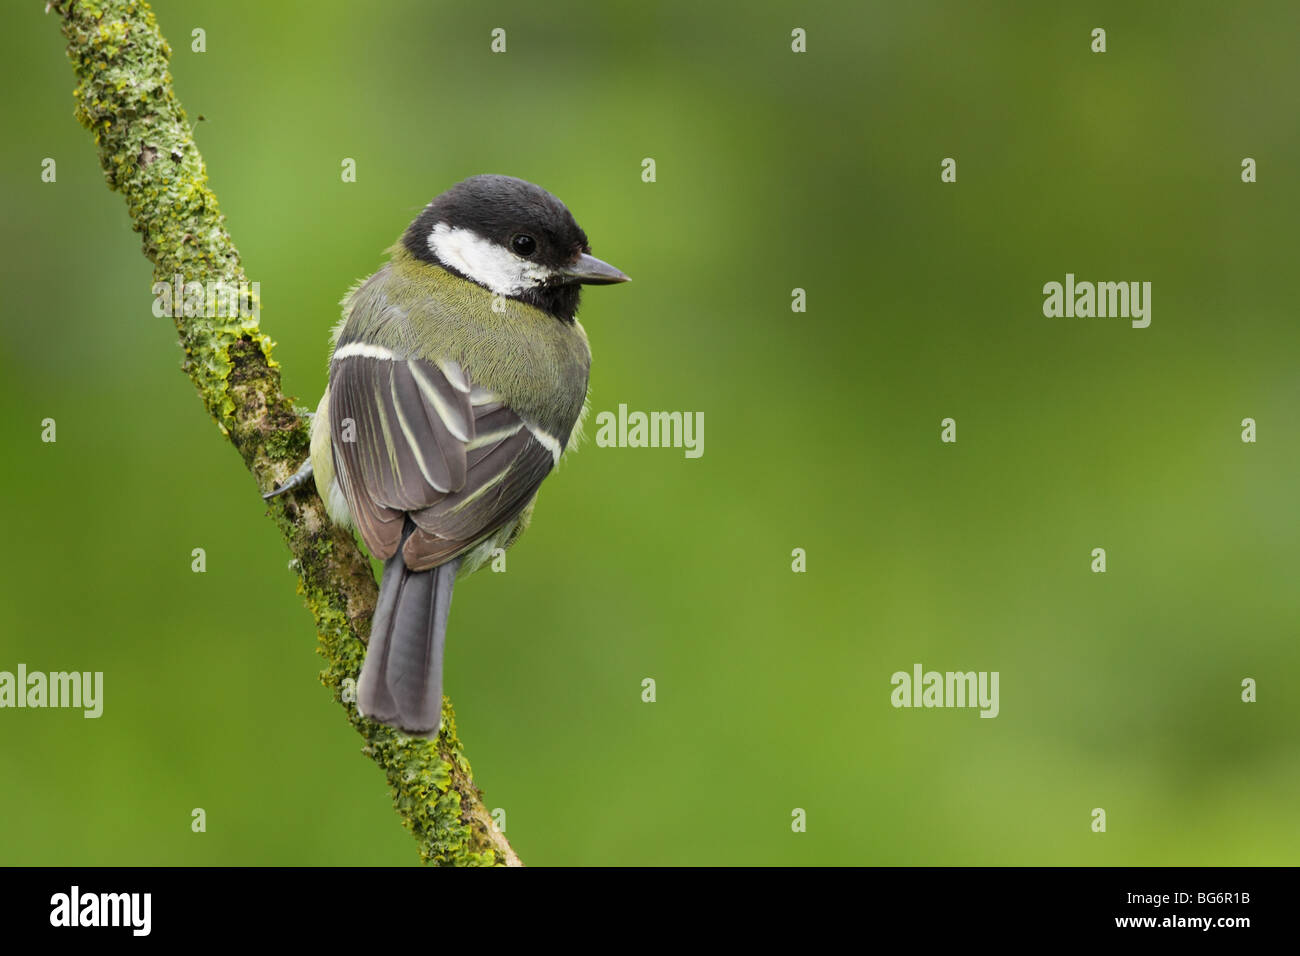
top-left (48, 0), bottom-right (519, 866)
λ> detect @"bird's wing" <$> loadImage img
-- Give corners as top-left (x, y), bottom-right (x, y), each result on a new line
top-left (329, 349), bottom-right (556, 570)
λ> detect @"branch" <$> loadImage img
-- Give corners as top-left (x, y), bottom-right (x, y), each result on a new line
top-left (49, 0), bottom-right (520, 867)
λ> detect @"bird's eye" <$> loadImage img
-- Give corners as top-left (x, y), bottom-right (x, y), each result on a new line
top-left (511, 234), bottom-right (537, 257)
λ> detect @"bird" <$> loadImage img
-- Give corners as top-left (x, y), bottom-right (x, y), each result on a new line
top-left (265, 174), bottom-right (628, 737)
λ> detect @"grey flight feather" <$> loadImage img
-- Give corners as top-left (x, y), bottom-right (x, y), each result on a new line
top-left (329, 351), bottom-right (558, 572)
top-left (357, 545), bottom-right (460, 738)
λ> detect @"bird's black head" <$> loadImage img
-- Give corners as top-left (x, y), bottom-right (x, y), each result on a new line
top-left (402, 174), bottom-right (628, 322)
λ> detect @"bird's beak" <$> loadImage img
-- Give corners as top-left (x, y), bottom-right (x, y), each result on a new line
top-left (560, 253), bottom-right (630, 285)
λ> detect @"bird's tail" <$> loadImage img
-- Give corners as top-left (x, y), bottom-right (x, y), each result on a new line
top-left (357, 542), bottom-right (460, 738)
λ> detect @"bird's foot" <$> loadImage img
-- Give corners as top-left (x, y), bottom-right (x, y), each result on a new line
top-left (263, 458), bottom-right (313, 499)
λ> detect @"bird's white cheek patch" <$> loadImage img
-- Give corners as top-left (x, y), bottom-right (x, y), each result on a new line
top-left (428, 222), bottom-right (553, 296)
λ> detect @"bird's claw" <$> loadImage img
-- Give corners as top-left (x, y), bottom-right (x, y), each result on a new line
top-left (263, 459), bottom-right (313, 500)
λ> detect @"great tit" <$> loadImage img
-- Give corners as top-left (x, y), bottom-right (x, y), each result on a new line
top-left (267, 174), bottom-right (628, 737)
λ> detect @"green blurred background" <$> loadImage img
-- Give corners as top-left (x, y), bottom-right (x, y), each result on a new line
top-left (1, 0), bottom-right (1297, 865)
